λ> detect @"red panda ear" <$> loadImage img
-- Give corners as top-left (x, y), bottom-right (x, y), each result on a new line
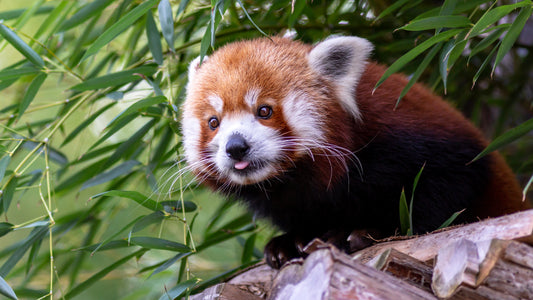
top-left (308, 36), bottom-right (373, 120)
top-left (187, 55), bottom-right (208, 86)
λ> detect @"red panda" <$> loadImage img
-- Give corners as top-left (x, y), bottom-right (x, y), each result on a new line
top-left (181, 36), bottom-right (531, 269)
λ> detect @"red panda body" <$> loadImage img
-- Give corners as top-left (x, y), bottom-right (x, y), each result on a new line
top-left (182, 37), bottom-right (530, 268)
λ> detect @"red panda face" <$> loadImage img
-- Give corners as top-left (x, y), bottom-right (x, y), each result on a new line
top-left (182, 37), bottom-right (373, 187)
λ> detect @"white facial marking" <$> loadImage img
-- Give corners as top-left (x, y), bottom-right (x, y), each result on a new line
top-left (208, 94), bottom-right (224, 113)
top-left (283, 91), bottom-right (325, 151)
top-left (210, 113), bottom-right (282, 185)
top-left (181, 108), bottom-right (201, 168)
top-left (244, 88), bottom-right (261, 108)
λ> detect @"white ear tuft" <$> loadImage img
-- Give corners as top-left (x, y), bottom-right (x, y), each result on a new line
top-left (187, 55), bottom-right (208, 88)
top-left (308, 36), bottom-right (373, 120)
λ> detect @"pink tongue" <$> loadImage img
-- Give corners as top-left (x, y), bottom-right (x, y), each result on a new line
top-left (234, 161), bottom-right (250, 170)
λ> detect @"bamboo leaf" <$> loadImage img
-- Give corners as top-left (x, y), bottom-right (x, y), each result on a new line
top-left (130, 211), bottom-right (165, 234)
top-left (107, 96), bottom-right (166, 128)
top-left (396, 42), bottom-right (442, 106)
top-left (159, 278), bottom-right (199, 300)
top-left (59, 0), bottom-right (114, 31)
top-left (0, 226), bottom-right (48, 277)
top-left (523, 174), bottom-right (533, 201)
top-left (241, 233), bottom-right (257, 264)
top-left (0, 223), bottom-right (13, 238)
top-left (399, 189), bottom-right (410, 235)
top-left (81, 0), bottom-right (159, 62)
top-left (149, 252), bottom-right (190, 278)
top-left (146, 10), bottom-right (163, 65)
top-left (160, 200), bottom-right (197, 213)
top-left (158, 0), bottom-right (175, 52)
top-left (70, 64), bottom-right (158, 91)
top-left (61, 102), bottom-right (117, 147)
top-left (0, 156), bottom-right (10, 184)
top-left (81, 160), bottom-right (140, 190)
top-left (89, 114), bottom-right (137, 150)
top-left (471, 118), bottom-right (533, 162)
top-left (78, 240), bottom-right (131, 252)
top-left (469, 26), bottom-right (507, 59)
top-left (374, 0), bottom-right (410, 21)
top-left (235, 0), bottom-right (268, 37)
top-left (438, 209), bottom-right (465, 229)
top-left (129, 237), bottom-right (190, 252)
top-left (399, 16), bottom-right (471, 31)
top-left (91, 190), bottom-right (163, 211)
top-left (472, 41), bottom-right (499, 87)
top-left (1, 177), bottom-right (17, 216)
top-left (375, 29), bottom-right (462, 91)
top-left (468, 0), bottom-right (531, 38)
top-left (0, 275), bottom-right (17, 300)
top-left (0, 67), bottom-right (40, 81)
top-left (17, 73), bottom-right (47, 120)
top-left (0, 23), bottom-right (44, 68)
top-left (492, 5), bottom-right (532, 74)
top-left (65, 249), bottom-right (147, 299)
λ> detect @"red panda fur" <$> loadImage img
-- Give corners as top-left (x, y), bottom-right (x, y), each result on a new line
top-left (182, 36), bottom-right (531, 268)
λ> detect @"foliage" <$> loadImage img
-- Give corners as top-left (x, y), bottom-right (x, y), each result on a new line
top-left (0, 0), bottom-right (531, 299)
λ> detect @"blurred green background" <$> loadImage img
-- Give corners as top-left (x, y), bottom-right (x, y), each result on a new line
top-left (0, 0), bottom-right (531, 299)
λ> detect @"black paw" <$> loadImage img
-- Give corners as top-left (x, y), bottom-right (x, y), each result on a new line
top-left (264, 234), bottom-right (306, 269)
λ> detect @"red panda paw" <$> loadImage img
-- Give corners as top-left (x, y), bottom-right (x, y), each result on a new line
top-left (264, 233), bottom-right (307, 269)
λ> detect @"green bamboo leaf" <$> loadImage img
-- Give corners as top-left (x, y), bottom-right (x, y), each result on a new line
top-left (471, 118), bottom-right (533, 162)
top-left (31, 0), bottom-right (71, 44)
top-left (0, 24), bottom-right (44, 68)
top-left (235, 0), bottom-right (268, 37)
top-left (288, 0), bottom-right (306, 28)
top-left (439, 40), bottom-right (455, 93)
top-left (160, 200), bottom-right (197, 213)
top-left (81, 160), bottom-right (140, 190)
top-left (159, 278), bottom-right (199, 300)
top-left (469, 26), bottom-right (507, 59)
top-left (26, 234), bottom-right (43, 275)
top-left (0, 223), bottom-right (13, 238)
top-left (91, 190), bottom-right (163, 211)
top-left (17, 73), bottom-right (47, 120)
top-left (103, 119), bottom-right (156, 168)
top-left (78, 240), bottom-right (131, 252)
top-left (176, 0), bottom-right (191, 17)
top-left (146, 10), bottom-right (163, 65)
top-left (107, 96), bottom-right (166, 128)
top-left (80, 0), bottom-right (159, 62)
top-left (492, 5), bottom-right (532, 74)
top-left (399, 16), bottom-right (471, 31)
top-left (0, 226), bottom-right (48, 277)
top-left (65, 249), bottom-right (147, 299)
top-left (149, 252), bottom-right (191, 278)
top-left (241, 233), bottom-right (257, 264)
top-left (437, 209), bottom-right (465, 229)
top-left (468, 0), bottom-right (531, 38)
top-left (11, 0), bottom-right (45, 30)
top-left (14, 220), bottom-right (50, 230)
top-left (89, 114), bottom-right (137, 150)
top-left (1, 177), bottom-right (17, 216)
top-left (472, 42), bottom-right (499, 87)
top-left (130, 237), bottom-right (190, 252)
top-left (61, 102), bottom-right (117, 147)
top-left (0, 6), bottom-right (54, 21)
top-left (399, 189), bottom-right (410, 235)
top-left (0, 67), bottom-right (40, 81)
top-left (374, 29), bottom-right (462, 91)
top-left (0, 156), bottom-right (10, 184)
top-left (374, 0), bottom-right (409, 21)
top-left (59, 0), bottom-right (114, 31)
top-left (0, 275), bottom-right (17, 300)
top-left (130, 211), bottom-right (165, 234)
top-left (55, 158), bottom-right (106, 192)
top-left (523, 174), bottom-right (533, 201)
top-left (158, 0), bottom-right (175, 52)
top-left (70, 64), bottom-right (158, 91)
top-left (396, 42), bottom-right (442, 107)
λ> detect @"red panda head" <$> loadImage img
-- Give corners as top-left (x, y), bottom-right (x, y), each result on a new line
top-left (182, 36), bottom-right (373, 187)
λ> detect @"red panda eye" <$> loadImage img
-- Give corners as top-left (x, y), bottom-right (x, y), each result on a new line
top-left (208, 117), bottom-right (219, 130)
top-left (257, 105), bottom-right (273, 119)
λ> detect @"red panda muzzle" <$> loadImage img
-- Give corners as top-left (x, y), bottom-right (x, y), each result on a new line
top-left (181, 36), bottom-right (531, 269)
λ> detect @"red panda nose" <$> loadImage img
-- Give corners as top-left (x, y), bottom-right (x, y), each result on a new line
top-left (226, 134), bottom-right (250, 161)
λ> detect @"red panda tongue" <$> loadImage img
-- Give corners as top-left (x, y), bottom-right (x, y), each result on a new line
top-left (234, 161), bottom-right (250, 170)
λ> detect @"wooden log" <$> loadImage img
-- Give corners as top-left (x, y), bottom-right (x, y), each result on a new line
top-left (228, 263), bottom-right (279, 298)
top-left (189, 283), bottom-right (263, 300)
top-left (367, 248), bottom-right (433, 293)
top-left (353, 209), bottom-right (533, 264)
top-left (269, 245), bottom-right (436, 300)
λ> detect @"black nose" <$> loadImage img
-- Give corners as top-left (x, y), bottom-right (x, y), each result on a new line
top-left (226, 134), bottom-right (250, 161)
